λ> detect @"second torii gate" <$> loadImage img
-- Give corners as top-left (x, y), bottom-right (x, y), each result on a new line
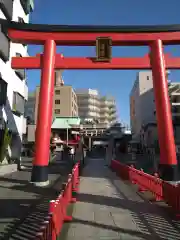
top-left (3, 19), bottom-right (180, 185)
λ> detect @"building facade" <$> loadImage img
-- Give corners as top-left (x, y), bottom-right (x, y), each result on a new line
top-left (25, 71), bottom-right (78, 124)
top-left (76, 88), bottom-right (117, 125)
top-left (0, 0), bottom-right (34, 163)
top-left (99, 96), bottom-right (117, 124)
top-left (130, 71), bottom-right (180, 146)
top-left (25, 91), bottom-right (36, 123)
top-left (76, 89), bottom-right (100, 121)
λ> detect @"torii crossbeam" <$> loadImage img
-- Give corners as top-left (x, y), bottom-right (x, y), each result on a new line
top-left (11, 53), bottom-right (180, 70)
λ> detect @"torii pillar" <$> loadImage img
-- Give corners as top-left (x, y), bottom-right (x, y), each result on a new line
top-left (150, 39), bottom-right (178, 181)
top-left (31, 40), bottom-right (56, 186)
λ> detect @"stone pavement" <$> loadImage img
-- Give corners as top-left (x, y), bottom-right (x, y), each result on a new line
top-left (61, 158), bottom-right (180, 240)
top-left (0, 153), bottom-right (72, 240)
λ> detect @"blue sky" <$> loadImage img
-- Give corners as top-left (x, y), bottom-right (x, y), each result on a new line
top-left (27, 0), bottom-right (180, 124)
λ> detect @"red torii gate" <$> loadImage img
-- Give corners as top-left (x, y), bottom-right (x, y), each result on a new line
top-left (3, 20), bottom-right (180, 185)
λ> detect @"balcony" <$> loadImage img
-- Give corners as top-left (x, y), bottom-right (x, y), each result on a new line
top-left (15, 69), bottom-right (25, 80)
top-left (20, 0), bottom-right (34, 15)
top-left (0, 24), bottom-right (10, 62)
top-left (12, 92), bottom-right (25, 115)
top-left (0, 0), bottom-right (13, 20)
top-left (78, 99), bottom-right (100, 106)
top-left (15, 53), bottom-right (26, 80)
top-left (100, 107), bottom-right (109, 112)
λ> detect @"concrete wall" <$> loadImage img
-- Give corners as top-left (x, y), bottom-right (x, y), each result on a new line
top-left (130, 77), bottom-right (141, 136)
top-left (54, 86), bottom-right (72, 117)
top-left (143, 124), bottom-right (180, 147)
top-left (139, 71), bottom-right (156, 125)
top-left (173, 125), bottom-right (180, 144)
top-left (130, 71), bottom-right (160, 138)
top-left (27, 124), bottom-right (36, 142)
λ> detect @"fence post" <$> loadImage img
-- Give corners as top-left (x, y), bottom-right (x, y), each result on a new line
top-left (49, 200), bottom-right (57, 240)
top-left (71, 165), bottom-right (78, 202)
top-left (62, 179), bottom-right (73, 222)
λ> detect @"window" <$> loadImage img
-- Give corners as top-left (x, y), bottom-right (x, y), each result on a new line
top-left (55, 109), bottom-right (60, 114)
top-left (16, 53), bottom-right (22, 58)
top-left (55, 100), bottom-right (60, 104)
top-left (0, 25), bottom-right (10, 62)
top-left (147, 76), bottom-right (150, 80)
top-left (12, 92), bottom-right (25, 115)
top-left (0, 77), bottom-right (7, 106)
top-left (55, 90), bottom-right (60, 95)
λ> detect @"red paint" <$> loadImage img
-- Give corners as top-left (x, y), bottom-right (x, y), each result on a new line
top-left (150, 40), bottom-right (177, 165)
top-left (8, 29), bottom-right (180, 45)
top-left (33, 40), bottom-right (56, 166)
top-left (11, 54), bottom-right (180, 70)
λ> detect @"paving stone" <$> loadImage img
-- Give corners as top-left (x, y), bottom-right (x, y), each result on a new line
top-left (61, 158), bottom-right (180, 240)
top-left (0, 153), bottom-right (72, 239)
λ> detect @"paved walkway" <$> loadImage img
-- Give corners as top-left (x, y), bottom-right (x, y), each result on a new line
top-left (62, 158), bottom-right (180, 240)
top-left (0, 153), bottom-right (72, 240)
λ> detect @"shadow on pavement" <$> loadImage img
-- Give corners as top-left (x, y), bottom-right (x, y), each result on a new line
top-left (108, 167), bottom-right (180, 240)
top-left (62, 156), bottom-right (180, 240)
top-left (0, 155), bottom-right (73, 240)
top-left (69, 217), bottom-right (153, 240)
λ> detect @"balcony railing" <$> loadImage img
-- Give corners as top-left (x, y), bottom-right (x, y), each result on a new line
top-left (0, 0), bottom-right (13, 20)
top-left (78, 99), bottom-right (100, 106)
top-left (12, 92), bottom-right (25, 115)
top-left (15, 69), bottom-right (26, 80)
top-left (100, 107), bottom-right (109, 112)
top-left (0, 24), bottom-right (10, 61)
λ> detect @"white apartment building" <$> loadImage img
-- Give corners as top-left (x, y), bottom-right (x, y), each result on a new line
top-left (0, 0), bottom-right (34, 163)
top-left (76, 88), bottom-right (117, 125)
top-left (76, 89), bottom-right (100, 121)
top-left (130, 71), bottom-right (180, 146)
top-left (99, 96), bottom-right (117, 124)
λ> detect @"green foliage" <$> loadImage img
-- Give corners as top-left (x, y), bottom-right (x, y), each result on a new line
top-left (0, 127), bottom-right (12, 163)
